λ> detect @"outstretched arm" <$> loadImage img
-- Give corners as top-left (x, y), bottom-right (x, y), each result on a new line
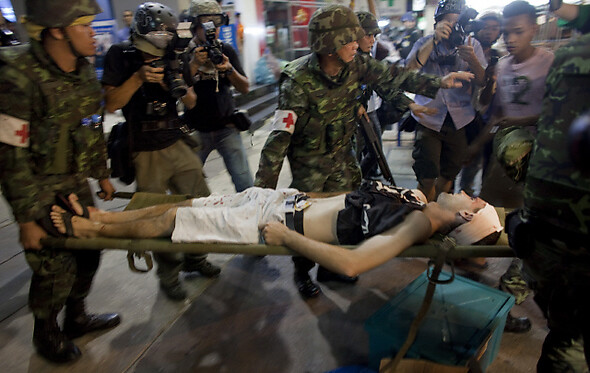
top-left (262, 210), bottom-right (432, 277)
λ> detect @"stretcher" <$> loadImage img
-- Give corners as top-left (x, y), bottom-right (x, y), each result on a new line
top-left (41, 192), bottom-right (515, 272)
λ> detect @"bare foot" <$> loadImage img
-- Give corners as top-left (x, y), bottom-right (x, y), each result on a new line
top-left (50, 205), bottom-right (100, 238)
top-left (66, 193), bottom-right (99, 221)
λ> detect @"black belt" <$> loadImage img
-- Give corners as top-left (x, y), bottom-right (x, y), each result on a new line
top-left (285, 209), bottom-right (304, 234)
top-left (284, 194), bottom-right (307, 235)
top-left (141, 118), bottom-right (185, 132)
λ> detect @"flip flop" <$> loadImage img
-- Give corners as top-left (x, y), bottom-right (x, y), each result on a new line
top-left (55, 193), bottom-right (90, 218)
top-left (36, 205), bottom-right (74, 237)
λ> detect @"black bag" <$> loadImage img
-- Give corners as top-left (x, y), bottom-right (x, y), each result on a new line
top-left (107, 122), bottom-right (135, 185)
top-left (398, 111), bottom-right (418, 132)
top-left (229, 110), bottom-right (253, 131)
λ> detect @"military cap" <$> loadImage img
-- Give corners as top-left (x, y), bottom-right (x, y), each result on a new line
top-left (434, 0), bottom-right (464, 21)
top-left (25, 0), bottom-right (102, 28)
top-left (356, 11), bottom-right (381, 36)
top-left (309, 5), bottom-right (365, 55)
top-left (401, 11), bottom-right (416, 22)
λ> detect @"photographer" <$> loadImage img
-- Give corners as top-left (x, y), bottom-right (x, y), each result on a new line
top-left (405, 0), bottom-right (486, 202)
top-left (184, 0), bottom-right (253, 193)
top-left (102, 2), bottom-right (218, 301)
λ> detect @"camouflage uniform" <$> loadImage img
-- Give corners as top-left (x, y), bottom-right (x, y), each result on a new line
top-left (254, 5), bottom-right (440, 285)
top-left (0, 12), bottom-right (108, 320)
top-left (0, 0), bottom-right (120, 363)
top-left (521, 32), bottom-right (590, 372)
top-left (255, 6), bottom-right (440, 192)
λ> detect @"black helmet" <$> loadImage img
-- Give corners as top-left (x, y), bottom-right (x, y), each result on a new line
top-left (434, 0), bottom-right (464, 22)
top-left (131, 2), bottom-right (178, 56)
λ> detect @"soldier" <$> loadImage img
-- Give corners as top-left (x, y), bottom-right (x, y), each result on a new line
top-left (254, 4), bottom-right (473, 298)
top-left (0, 0), bottom-right (120, 363)
top-left (514, 8), bottom-right (590, 372)
top-left (395, 12), bottom-right (422, 61)
top-left (102, 2), bottom-right (219, 302)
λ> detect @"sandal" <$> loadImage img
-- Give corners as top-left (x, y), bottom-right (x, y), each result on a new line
top-left (55, 193), bottom-right (89, 218)
top-left (36, 205), bottom-right (75, 237)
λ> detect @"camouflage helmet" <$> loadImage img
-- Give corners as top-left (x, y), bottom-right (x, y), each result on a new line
top-left (434, 0), bottom-right (465, 21)
top-left (309, 5), bottom-right (364, 55)
top-left (131, 2), bottom-right (178, 57)
top-left (190, 0), bottom-right (227, 27)
top-left (190, 0), bottom-right (223, 17)
top-left (25, 0), bottom-right (102, 28)
top-left (356, 11), bottom-right (381, 36)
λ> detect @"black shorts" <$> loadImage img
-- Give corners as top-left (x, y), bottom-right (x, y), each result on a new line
top-left (412, 114), bottom-right (468, 181)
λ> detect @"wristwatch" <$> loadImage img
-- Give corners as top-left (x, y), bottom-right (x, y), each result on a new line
top-left (221, 66), bottom-right (234, 77)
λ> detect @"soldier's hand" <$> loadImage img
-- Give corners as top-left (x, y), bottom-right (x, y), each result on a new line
top-left (138, 64), bottom-right (164, 84)
top-left (97, 178), bottom-right (116, 201)
top-left (409, 103), bottom-right (438, 119)
top-left (440, 71), bottom-right (475, 88)
top-left (434, 21), bottom-right (453, 43)
top-left (19, 221), bottom-right (47, 250)
top-left (357, 105), bottom-right (370, 122)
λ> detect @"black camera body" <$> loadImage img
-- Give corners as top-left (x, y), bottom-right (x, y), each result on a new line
top-left (153, 21), bottom-right (194, 99)
top-left (448, 7), bottom-right (485, 48)
top-left (201, 21), bottom-right (224, 65)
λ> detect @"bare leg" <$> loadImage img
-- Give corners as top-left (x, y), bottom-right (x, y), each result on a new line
top-left (418, 178), bottom-right (436, 202)
top-left (434, 177), bottom-right (453, 200)
top-left (51, 205), bottom-right (179, 239)
top-left (66, 193), bottom-right (192, 224)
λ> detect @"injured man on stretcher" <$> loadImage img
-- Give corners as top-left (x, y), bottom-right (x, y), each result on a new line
top-left (50, 181), bottom-right (503, 277)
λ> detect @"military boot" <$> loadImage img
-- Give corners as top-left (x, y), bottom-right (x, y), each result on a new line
top-left (183, 258), bottom-right (221, 278)
top-left (63, 300), bottom-right (121, 339)
top-left (33, 312), bottom-right (81, 363)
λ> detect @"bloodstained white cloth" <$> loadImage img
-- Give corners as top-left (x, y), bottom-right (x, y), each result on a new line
top-left (172, 187), bottom-right (300, 244)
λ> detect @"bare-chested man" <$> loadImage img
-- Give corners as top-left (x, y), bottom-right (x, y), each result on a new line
top-left (50, 181), bottom-right (503, 277)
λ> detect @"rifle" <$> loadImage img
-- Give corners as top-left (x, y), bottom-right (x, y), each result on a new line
top-left (358, 115), bottom-right (396, 186)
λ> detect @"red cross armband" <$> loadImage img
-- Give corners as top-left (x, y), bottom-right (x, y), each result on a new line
top-left (0, 113), bottom-right (30, 147)
top-left (272, 110), bottom-right (297, 135)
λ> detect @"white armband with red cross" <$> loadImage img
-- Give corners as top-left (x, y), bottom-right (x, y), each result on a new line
top-left (272, 110), bottom-right (297, 135)
top-left (0, 113), bottom-right (30, 147)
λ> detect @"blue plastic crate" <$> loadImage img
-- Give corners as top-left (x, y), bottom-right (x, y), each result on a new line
top-left (365, 271), bottom-right (514, 371)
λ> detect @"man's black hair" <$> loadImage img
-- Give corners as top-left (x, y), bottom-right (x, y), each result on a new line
top-left (503, 0), bottom-right (537, 24)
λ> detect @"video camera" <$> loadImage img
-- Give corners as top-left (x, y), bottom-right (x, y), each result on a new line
top-left (448, 7), bottom-right (485, 48)
top-left (151, 21), bottom-right (194, 99)
top-left (200, 21), bottom-right (224, 65)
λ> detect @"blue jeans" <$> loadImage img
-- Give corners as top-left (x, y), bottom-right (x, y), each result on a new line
top-left (198, 127), bottom-right (254, 192)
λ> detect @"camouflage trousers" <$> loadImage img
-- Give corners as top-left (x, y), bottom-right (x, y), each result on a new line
top-left (522, 235), bottom-right (590, 373)
top-left (133, 140), bottom-right (211, 285)
top-left (25, 249), bottom-right (101, 319)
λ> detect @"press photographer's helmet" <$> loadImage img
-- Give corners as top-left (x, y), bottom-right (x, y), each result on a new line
top-left (309, 5), bottom-right (364, 55)
top-left (190, 0), bottom-right (227, 27)
top-left (434, 0), bottom-right (465, 22)
top-left (131, 2), bottom-right (178, 57)
top-left (25, 0), bottom-right (101, 28)
top-left (356, 11), bottom-right (381, 36)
